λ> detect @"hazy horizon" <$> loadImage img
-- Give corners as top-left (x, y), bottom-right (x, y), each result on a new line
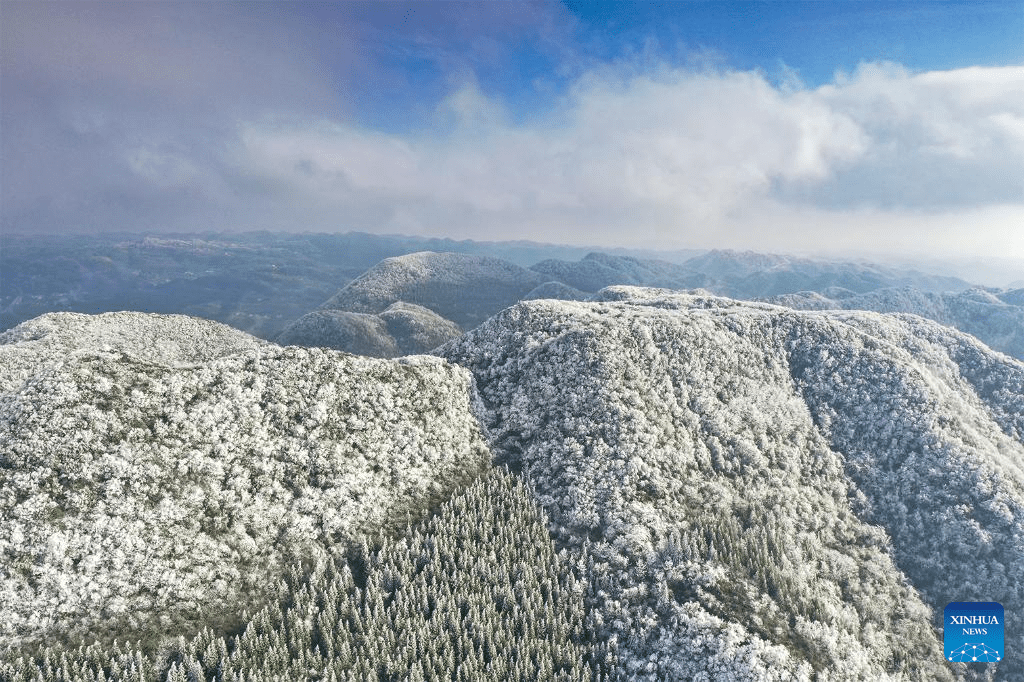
top-left (3, 225), bottom-right (1021, 288)
top-left (2, 1), bottom-right (1023, 266)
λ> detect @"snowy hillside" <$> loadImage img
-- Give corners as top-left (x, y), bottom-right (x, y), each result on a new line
top-left (276, 302), bottom-right (461, 358)
top-left (442, 288), bottom-right (1024, 680)
top-left (4, 294), bottom-right (1022, 680)
top-left (276, 309), bottom-right (400, 356)
top-left (319, 251), bottom-right (549, 329)
top-left (530, 252), bottom-right (706, 292)
top-left (683, 249), bottom-right (972, 298)
top-left (2, 468), bottom-right (596, 682)
top-left (0, 313), bottom-right (490, 651)
top-left (767, 286), bottom-right (1024, 360)
top-left (523, 280), bottom-right (590, 301)
top-left (0, 312), bottom-right (269, 395)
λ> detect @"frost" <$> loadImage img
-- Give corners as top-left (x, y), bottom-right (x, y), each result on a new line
top-left (0, 312), bottom-right (491, 651)
top-left (443, 288), bottom-right (1023, 680)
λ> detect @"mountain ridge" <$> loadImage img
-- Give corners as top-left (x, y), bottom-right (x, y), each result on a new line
top-left (3, 290), bottom-right (1022, 679)
top-left (442, 287), bottom-right (1024, 680)
top-left (0, 312), bottom-right (490, 651)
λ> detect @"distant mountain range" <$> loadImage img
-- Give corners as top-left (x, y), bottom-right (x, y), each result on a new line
top-left (5, 228), bottom-right (1021, 367)
top-left (532, 249), bottom-right (971, 298)
top-left (278, 246), bottom-right (1022, 362)
top-left (0, 232), bottom-right (606, 340)
top-left (3, 292), bottom-right (1022, 679)
top-left (530, 251), bottom-right (708, 292)
top-left (764, 286), bottom-right (1024, 361)
top-left (1, 232), bottom-right (981, 336)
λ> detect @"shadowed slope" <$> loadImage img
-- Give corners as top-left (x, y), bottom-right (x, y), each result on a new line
top-left (276, 303), bottom-right (462, 357)
top-left (320, 251), bottom-right (548, 329)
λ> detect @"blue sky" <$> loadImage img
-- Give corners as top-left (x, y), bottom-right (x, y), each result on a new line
top-left (2, 1), bottom-right (1023, 271)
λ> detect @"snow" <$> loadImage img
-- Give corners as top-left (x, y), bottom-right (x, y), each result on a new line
top-left (319, 251), bottom-right (549, 329)
top-left (442, 287), bottom-right (1023, 680)
top-left (0, 311), bottom-right (491, 651)
top-left (766, 285), bottom-right (1024, 360)
top-left (277, 302), bottom-right (463, 358)
top-left (4, 287), bottom-right (1022, 679)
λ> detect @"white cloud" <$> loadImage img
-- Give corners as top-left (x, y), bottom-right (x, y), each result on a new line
top-left (2, 0), bottom-right (1020, 260)
top-left (233, 61), bottom-right (1023, 258)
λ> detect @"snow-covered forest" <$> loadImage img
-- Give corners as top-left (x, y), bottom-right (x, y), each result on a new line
top-left (5, 0), bottom-right (1023, 676)
top-left (1, 313), bottom-right (490, 653)
top-left (1, 246), bottom-right (1022, 680)
top-left (1, 469), bottom-right (595, 682)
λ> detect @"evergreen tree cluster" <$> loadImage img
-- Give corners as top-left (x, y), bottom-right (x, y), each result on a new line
top-left (1, 469), bottom-right (598, 682)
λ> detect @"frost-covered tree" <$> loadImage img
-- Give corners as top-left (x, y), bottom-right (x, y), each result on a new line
top-left (442, 287), bottom-right (1023, 680)
top-left (1, 469), bottom-right (598, 682)
top-left (0, 312), bottom-right (490, 652)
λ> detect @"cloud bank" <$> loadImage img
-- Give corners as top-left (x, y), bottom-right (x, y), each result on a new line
top-left (2, 2), bottom-right (1022, 263)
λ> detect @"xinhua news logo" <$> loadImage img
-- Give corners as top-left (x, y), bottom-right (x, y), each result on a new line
top-left (944, 602), bottom-right (1004, 664)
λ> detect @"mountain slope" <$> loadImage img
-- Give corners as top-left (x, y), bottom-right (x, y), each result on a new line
top-left (275, 302), bottom-right (462, 358)
top-left (442, 288), bottom-right (1024, 680)
top-left (0, 311), bottom-right (269, 395)
top-left (3, 468), bottom-right (596, 682)
top-left (1003, 287), bottom-right (1024, 301)
top-left (276, 309), bottom-right (400, 356)
top-left (320, 251), bottom-right (549, 329)
top-left (767, 286), bottom-right (1024, 360)
top-left (530, 252), bottom-right (706, 293)
top-left (0, 312), bottom-right (490, 651)
top-left (683, 249), bottom-right (972, 298)
top-left (4, 294), bottom-right (1022, 679)
top-left (523, 280), bottom-right (590, 301)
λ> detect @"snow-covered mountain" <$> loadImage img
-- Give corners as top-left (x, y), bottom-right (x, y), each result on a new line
top-left (284, 249), bottom-right (1020, 369)
top-left (0, 312), bottom-right (490, 651)
top-left (767, 286), bottom-right (1024, 360)
top-left (529, 249), bottom-right (973, 299)
top-left (0, 232), bottom-right (605, 340)
top-left (442, 288), bottom-right (1024, 680)
top-left (522, 280), bottom-right (590, 301)
top-left (319, 251), bottom-right (550, 329)
top-left (683, 249), bottom-right (972, 298)
top-left (1001, 288), bottom-right (1024, 306)
top-left (294, 251), bottom-right (552, 354)
top-left (530, 252), bottom-right (707, 292)
top-left (275, 302), bottom-right (462, 357)
top-left (3, 293), bottom-right (1022, 679)
top-left (681, 249), bottom-right (794, 280)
